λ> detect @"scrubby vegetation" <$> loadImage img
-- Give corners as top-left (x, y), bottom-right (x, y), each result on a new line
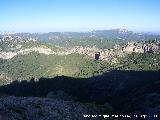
top-left (118, 53), bottom-right (160, 71)
top-left (0, 53), bottom-right (109, 81)
top-left (0, 52), bottom-right (160, 84)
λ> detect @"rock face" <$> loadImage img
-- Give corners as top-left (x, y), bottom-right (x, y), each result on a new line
top-left (122, 41), bottom-right (160, 53)
top-left (122, 42), bottom-right (144, 53)
top-left (0, 96), bottom-right (100, 120)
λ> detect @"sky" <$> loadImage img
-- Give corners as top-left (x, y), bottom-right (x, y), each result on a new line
top-left (0, 0), bottom-right (160, 33)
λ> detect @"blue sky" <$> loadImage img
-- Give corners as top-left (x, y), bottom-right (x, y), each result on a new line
top-left (0, 0), bottom-right (160, 33)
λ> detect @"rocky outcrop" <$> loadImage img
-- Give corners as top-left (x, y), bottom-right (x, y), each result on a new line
top-left (143, 43), bottom-right (160, 53)
top-left (122, 41), bottom-right (160, 53)
top-left (0, 47), bottom-right (55, 59)
top-left (122, 42), bottom-right (144, 53)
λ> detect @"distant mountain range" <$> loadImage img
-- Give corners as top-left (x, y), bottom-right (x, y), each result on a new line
top-left (1, 29), bottom-right (160, 48)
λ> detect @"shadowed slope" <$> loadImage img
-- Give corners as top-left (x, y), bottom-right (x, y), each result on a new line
top-left (0, 70), bottom-right (160, 115)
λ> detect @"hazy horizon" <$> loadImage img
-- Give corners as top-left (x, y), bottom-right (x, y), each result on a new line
top-left (1, 28), bottom-right (160, 35)
top-left (1, 0), bottom-right (160, 33)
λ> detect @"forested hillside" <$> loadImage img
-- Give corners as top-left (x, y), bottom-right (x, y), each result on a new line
top-left (0, 52), bottom-right (160, 85)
